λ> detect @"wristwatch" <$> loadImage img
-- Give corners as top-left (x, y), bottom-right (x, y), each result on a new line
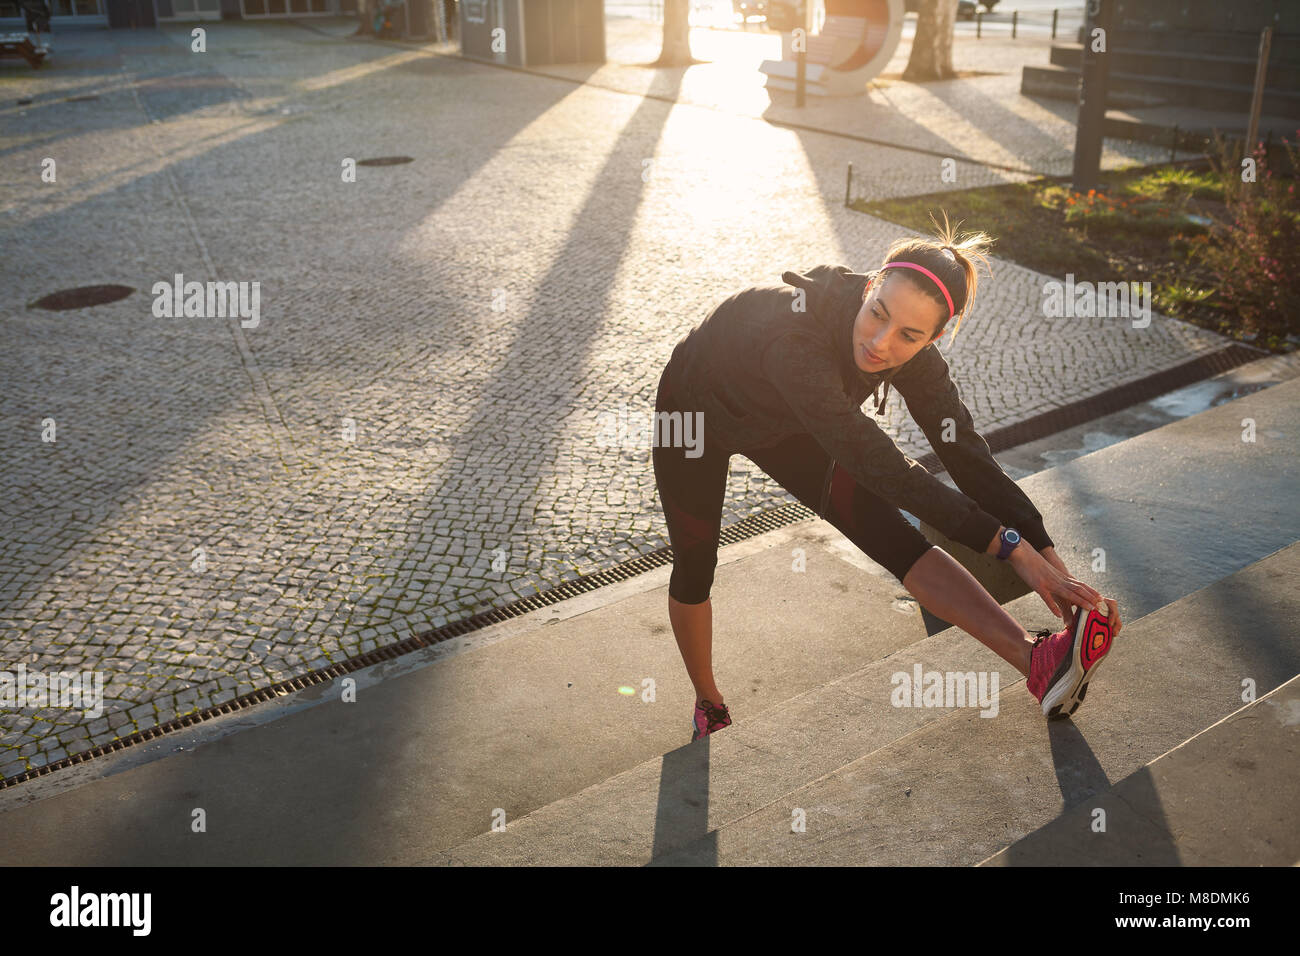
top-left (995, 527), bottom-right (1021, 560)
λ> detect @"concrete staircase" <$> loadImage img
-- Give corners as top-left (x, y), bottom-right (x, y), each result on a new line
top-left (1022, 40), bottom-right (1300, 121)
top-left (432, 376), bottom-right (1300, 866)
top-left (0, 371), bottom-right (1295, 866)
top-left (1020, 0), bottom-right (1300, 148)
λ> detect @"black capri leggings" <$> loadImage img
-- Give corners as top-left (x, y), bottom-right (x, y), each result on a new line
top-left (652, 362), bottom-right (934, 605)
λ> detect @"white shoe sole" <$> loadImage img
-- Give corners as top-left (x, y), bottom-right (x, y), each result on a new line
top-left (1041, 610), bottom-right (1116, 718)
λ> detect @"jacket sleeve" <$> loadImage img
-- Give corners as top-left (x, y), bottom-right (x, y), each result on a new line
top-left (890, 344), bottom-right (1054, 551)
top-left (759, 329), bottom-right (1005, 554)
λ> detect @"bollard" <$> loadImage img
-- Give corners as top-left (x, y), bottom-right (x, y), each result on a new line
top-left (1244, 26), bottom-right (1272, 156)
top-left (976, 11), bottom-right (981, 38)
top-left (797, 45), bottom-right (807, 107)
top-left (845, 162), bottom-right (853, 206)
top-left (1070, 0), bottom-right (1115, 192)
top-left (796, 3), bottom-right (811, 108)
top-left (1052, 8), bottom-right (1058, 39)
top-left (1012, 10), bottom-right (1017, 38)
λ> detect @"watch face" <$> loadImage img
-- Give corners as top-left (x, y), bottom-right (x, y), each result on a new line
top-left (1006, 530), bottom-right (1020, 543)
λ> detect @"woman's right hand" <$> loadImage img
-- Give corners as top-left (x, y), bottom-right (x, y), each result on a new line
top-left (1009, 543), bottom-right (1106, 629)
top-left (1041, 545), bottom-right (1122, 636)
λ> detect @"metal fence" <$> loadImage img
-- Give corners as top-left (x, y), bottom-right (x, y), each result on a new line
top-left (970, 8), bottom-right (1086, 40)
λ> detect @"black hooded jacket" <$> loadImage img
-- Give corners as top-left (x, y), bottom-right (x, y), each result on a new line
top-left (665, 263), bottom-right (1053, 556)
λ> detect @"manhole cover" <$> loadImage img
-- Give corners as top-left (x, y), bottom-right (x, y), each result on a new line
top-left (17, 98), bottom-right (33, 105)
top-left (357, 156), bottom-right (414, 166)
top-left (29, 285), bottom-right (133, 310)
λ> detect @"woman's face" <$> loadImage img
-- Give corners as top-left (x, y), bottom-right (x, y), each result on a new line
top-left (853, 273), bottom-right (947, 373)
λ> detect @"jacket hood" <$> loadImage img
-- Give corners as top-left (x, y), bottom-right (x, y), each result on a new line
top-left (781, 265), bottom-right (907, 415)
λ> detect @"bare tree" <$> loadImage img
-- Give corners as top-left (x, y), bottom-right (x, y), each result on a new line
top-left (903, 0), bottom-right (958, 81)
top-left (655, 0), bottom-right (699, 67)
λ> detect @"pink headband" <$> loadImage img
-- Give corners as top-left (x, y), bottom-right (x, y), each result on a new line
top-left (878, 261), bottom-right (955, 319)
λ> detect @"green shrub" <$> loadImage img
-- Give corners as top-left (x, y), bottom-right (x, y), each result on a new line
top-left (1200, 132), bottom-right (1300, 333)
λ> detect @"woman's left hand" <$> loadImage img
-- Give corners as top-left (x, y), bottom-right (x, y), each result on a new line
top-left (1041, 546), bottom-right (1122, 636)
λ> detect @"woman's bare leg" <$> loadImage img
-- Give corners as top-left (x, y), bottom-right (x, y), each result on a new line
top-left (901, 547), bottom-right (1036, 677)
top-left (668, 595), bottom-right (725, 705)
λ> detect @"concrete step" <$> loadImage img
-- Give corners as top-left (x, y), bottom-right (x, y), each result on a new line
top-left (1100, 109), bottom-right (1298, 152)
top-left (979, 673), bottom-right (1300, 866)
top-left (1094, 26), bottom-right (1300, 65)
top-left (437, 541), bottom-right (1300, 865)
top-left (1048, 42), bottom-right (1300, 93)
top-left (1021, 64), bottom-right (1168, 110)
top-left (1020, 64), bottom-right (1300, 119)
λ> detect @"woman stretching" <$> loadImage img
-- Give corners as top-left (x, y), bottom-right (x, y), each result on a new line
top-left (652, 219), bottom-right (1122, 741)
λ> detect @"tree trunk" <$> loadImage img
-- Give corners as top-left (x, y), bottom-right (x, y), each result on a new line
top-left (656, 0), bottom-right (695, 67)
top-left (902, 0), bottom-right (957, 81)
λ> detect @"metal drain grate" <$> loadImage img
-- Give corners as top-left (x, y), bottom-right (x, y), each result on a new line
top-left (357, 156), bottom-right (414, 166)
top-left (28, 285), bottom-right (134, 311)
top-left (0, 343), bottom-right (1267, 790)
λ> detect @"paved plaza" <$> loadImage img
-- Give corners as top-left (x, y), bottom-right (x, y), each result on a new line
top-left (0, 16), bottom-right (1230, 778)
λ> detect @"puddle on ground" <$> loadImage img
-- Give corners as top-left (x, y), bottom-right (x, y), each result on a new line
top-left (1148, 381), bottom-right (1272, 418)
top-left (1038, 431), bottom-right (1126, 468)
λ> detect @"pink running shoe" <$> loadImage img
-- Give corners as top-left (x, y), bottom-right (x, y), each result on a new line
top-left (1027, 605), bottom-right (1117, 718)
top-left (691, 698), bottom-right (731, 741)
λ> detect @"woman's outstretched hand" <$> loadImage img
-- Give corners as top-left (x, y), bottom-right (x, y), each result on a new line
top-left (1010, 544), bottom-right (1121, 634)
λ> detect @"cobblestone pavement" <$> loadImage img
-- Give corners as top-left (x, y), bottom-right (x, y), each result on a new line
top-left (0, 19), bottom-right (1228, 776)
